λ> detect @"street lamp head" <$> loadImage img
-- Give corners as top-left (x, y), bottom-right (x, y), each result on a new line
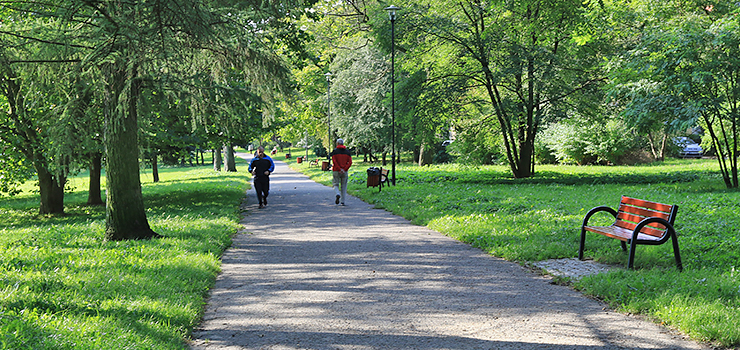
top-left (384, 5), bottom-right (400, 21)
top-left (324, 72), bottom-right (332, 81)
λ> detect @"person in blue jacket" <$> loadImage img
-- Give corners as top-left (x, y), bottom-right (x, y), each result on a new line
top-left (248, 146), bottom-right (275, 209)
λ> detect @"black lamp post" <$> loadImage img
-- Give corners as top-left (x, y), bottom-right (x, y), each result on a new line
top-left (325, 72), bottom-right (332, 159)
top-left (385, 5), bottom-right (400, 186)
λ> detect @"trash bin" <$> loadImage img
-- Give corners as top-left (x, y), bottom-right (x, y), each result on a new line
top-left (321, 161), bottom-right (330, 171)
top-left (285, 153), bottom-right (291, 159)
top-left (367, 167), bottom-right (380, 187)
top-left (297, 156), bottom-right (303, 163)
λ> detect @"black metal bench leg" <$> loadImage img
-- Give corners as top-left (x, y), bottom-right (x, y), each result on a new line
top-left (671, 232), bottom-right (683, 271)
top-left (627, 240), bottom-right (638, 269)
top-left (620, 241), bottom-right (627, 251)
top-left (578, 228), bottom-right (587, 260)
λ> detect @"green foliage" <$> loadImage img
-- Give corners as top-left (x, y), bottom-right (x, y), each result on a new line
top-left (0, 146), bottom-right (34, 196)
top-left (398, 0), bottom-right (605, 177)
top-left (432, 148), bottom-right (453, 164)
top-left (539, 118), bottom-right (640, 165)
top-left (605, 1), bottom-right (740, 186)
top-left (313, 145), bottom-right (328, 158)
top-left (0, 166), bottom-right (247, 349)
top-left (447, 121), bottom-right (504, 165)
top-left (328, 39), bottom-right (391, 152)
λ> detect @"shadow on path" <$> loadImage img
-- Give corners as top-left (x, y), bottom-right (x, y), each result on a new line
top-left (191, 159), bottom-right (706, 350)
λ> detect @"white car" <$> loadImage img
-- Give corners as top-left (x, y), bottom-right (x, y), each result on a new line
top-left (674, 137), bottom-right (703, 158)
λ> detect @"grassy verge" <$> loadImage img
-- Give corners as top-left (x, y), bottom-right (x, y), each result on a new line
top-left (284, 148), bottom-right (739, 348)
top-left (0, 163), bottom-right (249, 349)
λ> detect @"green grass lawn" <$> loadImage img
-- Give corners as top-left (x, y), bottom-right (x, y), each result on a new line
top-left (286, 148), bottom-right (739, 348)
top-left (0, 161), bottom-right (249, 349)
top-left (2, 148), bottom-right (739, 348)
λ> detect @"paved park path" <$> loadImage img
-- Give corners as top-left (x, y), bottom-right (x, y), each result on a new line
top-left (190, 158), bottom-right (709, 350)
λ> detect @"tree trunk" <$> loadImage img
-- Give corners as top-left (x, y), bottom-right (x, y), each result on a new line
top-left (87, 152), bottom-right (104, 206)
top-left (513, 140), bottom-right (534, 178)
top-left (151, 151), bottom-right (159, 183)
top-left (659, 134), bottom-right (668, 161)
top-left (412, 146), bottom-right (421, 165)
top-left (418, 143), bottom-right (433, 166)
top-left (646, 133), bottom-right (665, 161)
top-left (213, 148), bottom-right (223, 171)
top-left (37, 166), bottom-right (65, 215)
top-left (103, 64), bottom-right (159, 240)
top-left (225, 143), bottom-right (237, 172)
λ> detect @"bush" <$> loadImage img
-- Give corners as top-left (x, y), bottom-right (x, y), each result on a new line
top-left (539, 122), bottom-right (594, 165)
top-left (534, 138), bottom-right (558, 164)
top-left (539, 118), bottom-right (640, 165)
top-left (314, 145), bottom-right (328, 158)
top-left (433, 148), bottom-right (454, 164)
top-left (448, 124), bottom-right (504, 165)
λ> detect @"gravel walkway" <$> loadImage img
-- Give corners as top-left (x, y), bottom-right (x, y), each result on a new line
top-left (190, 159), bottom-right (708, 350)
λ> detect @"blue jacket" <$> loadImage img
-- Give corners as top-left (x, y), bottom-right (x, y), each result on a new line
top-left (248, 155), bottom-right (275, 178)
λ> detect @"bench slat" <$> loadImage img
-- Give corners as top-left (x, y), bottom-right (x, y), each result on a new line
top-left (621, 196), bottom-right (674, 212)
top-left (613, 218), bottom-right (666, 237)
top-left (619, 203), bottom-right (672, 219)
top-left (616, 211), bottom-right (669, 237)
top-left (617, 211), bottom-right (670, 226)
top-left (584, 225), bottom-right (663, 242)
top-left (613, 197), bottom-right (676, 238)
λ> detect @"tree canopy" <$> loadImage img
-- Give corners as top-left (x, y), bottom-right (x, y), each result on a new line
top-left (4, 0), bottom-right (740, 231)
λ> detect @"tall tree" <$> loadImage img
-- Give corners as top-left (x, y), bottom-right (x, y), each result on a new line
top-left (601, 0), bottom-right (697, 162)
top-left (2, 0), bottom-right (301, 238)
top-left (0, 50), bottom-right (74, 214)
top-left (607, 0), bottom-right (740, 187)
top-left (399, 0), bottom-right (604, 177)
top-left (661, 13), bottom-right (740, 187)
top-left (329, 40), bottom-right (392, 156)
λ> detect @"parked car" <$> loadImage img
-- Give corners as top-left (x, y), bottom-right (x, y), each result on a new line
top-left (441, 140), bottom-right (454, 147)
top-left (674, 137), bottom-right (703, 158)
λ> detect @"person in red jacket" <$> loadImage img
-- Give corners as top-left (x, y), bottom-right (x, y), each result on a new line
top-left (330, 138), bottom-right (353, 205)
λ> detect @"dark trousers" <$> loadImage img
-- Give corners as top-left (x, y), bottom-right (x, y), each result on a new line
top-left (254, 176), bottom-right (270, 204)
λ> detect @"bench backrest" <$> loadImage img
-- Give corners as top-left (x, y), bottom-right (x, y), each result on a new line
top-left (615, 196), bottom-right (677, 238)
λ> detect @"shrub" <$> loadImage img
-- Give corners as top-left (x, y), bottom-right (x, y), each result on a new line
top-left (539, 118), bottom-right (640, 165)
top-left (539, 121), bottom-right (594, 164)
top-left (448, 124), bottom-right (504, 165)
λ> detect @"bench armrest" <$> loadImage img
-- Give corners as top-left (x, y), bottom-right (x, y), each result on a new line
top-left (582, 205), bottom-right (617, 227)
top-left (632, 217), bottom-right (675, 242)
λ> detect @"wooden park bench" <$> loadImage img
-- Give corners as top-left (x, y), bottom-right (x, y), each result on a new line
top-left (379, 168), bottom-right (389, 189)
top-left (308, 159), bottom-right (320, 167)
top-left (367, 167), bottom-right (390, 192)
top-left (579, 196), bottom-right (683, 270)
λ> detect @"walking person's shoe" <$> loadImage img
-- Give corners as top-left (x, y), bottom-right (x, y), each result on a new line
top-left (258, 203), bottom-right (264, 209)
top-left (335, 195), bottom-right (340, 204)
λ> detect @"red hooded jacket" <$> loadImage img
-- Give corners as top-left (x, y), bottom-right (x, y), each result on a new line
top-left (330, 145), bottom-right (353, 172)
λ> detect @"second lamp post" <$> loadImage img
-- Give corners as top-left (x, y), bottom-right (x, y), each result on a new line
top-left (385, 5), bottom-right (400, 186)
top-left (325, 72), bottom-right (332, 159)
